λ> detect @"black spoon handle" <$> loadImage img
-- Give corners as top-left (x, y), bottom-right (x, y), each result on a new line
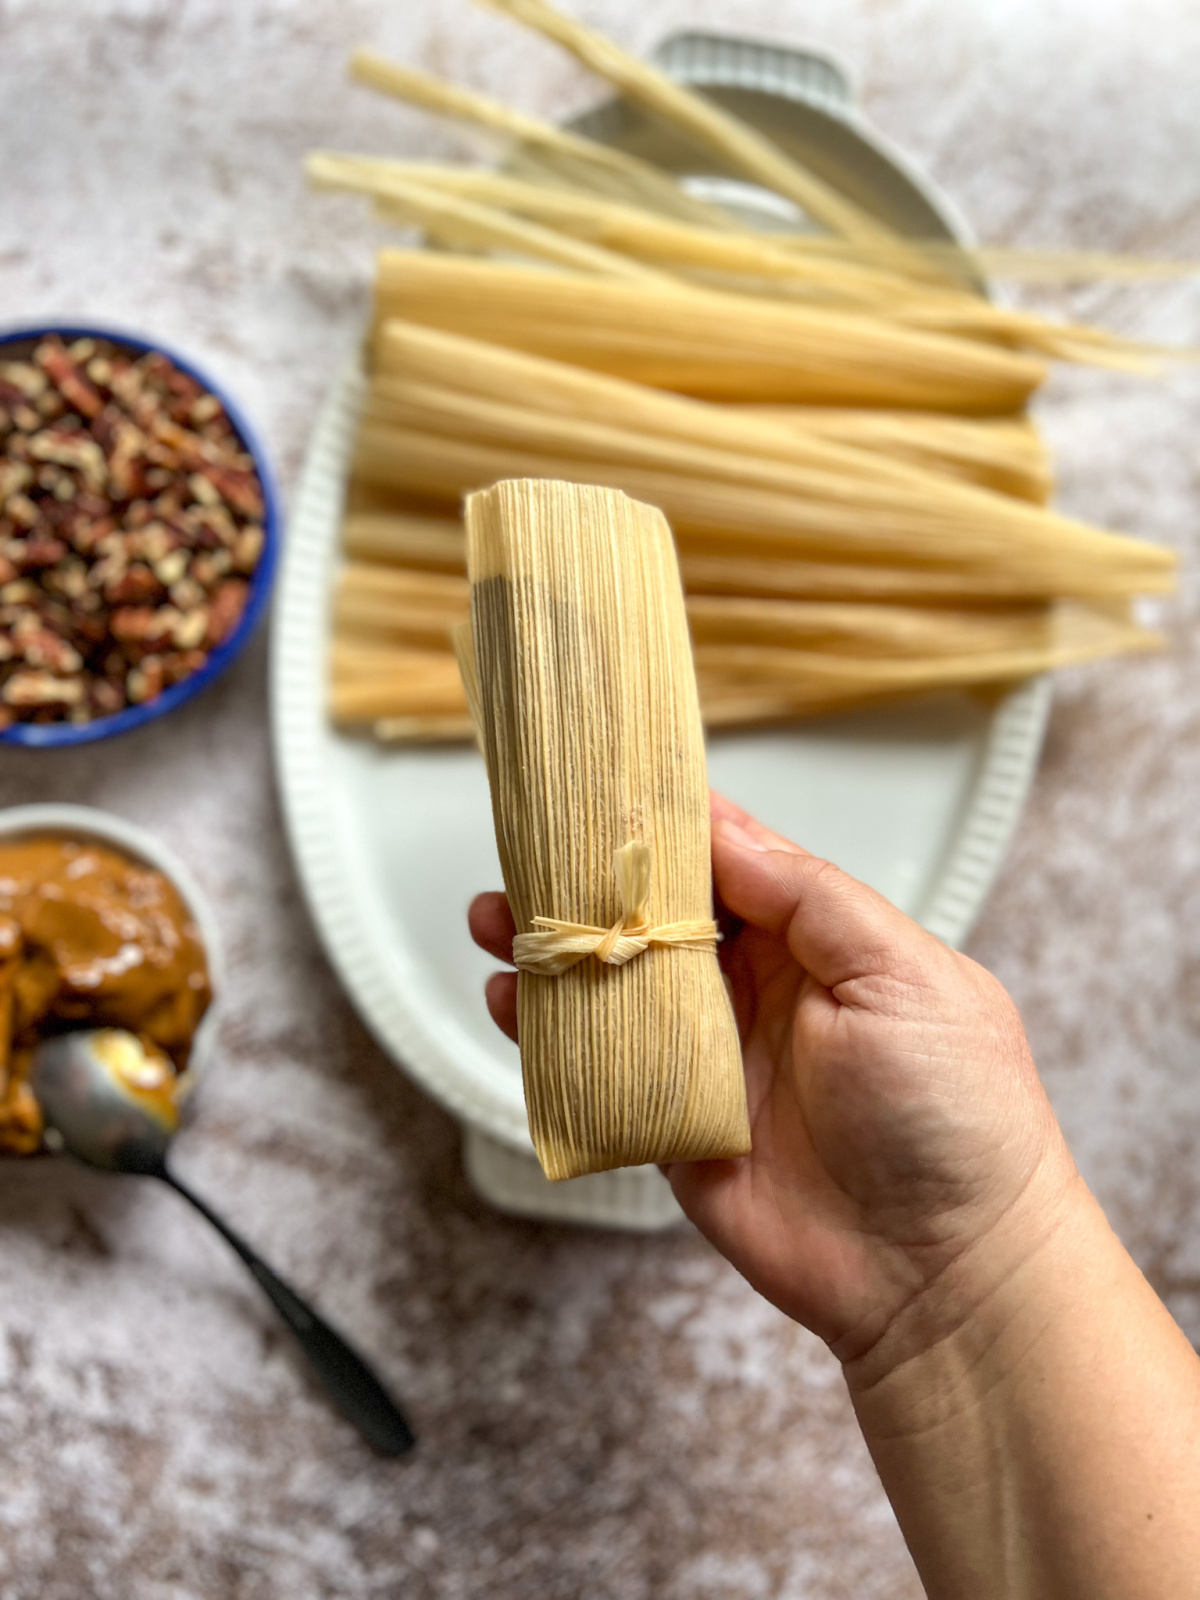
top-left (159, 1165), bottom-right (415, 1456)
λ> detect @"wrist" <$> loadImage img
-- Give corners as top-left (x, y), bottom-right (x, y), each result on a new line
top-left (838, 1155), bottom-right (1200, 1600)
top-left (839, 1142), bottom-right (1089, 1420)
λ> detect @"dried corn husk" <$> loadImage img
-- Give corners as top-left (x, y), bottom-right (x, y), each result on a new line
top-left (352, 420), bottom-right (1172, 598)
top-left (374, 714), bottom-right (479, 743)
top-left (329, 645), bottom-right (466, 721)
top-left (349, 161), bottom-right (1158, 367)
top-left (335, 564), bottom-right (468, 649)
top-left (365, 321), bottom-right (1070, 547)
top-left (771, 231), bottom-right (1200, 285)
top-left (339, 509), bottom-right (1108, 602)
top-left (342, 510), bottom-right (468, 572)
top-left (729, 406), bottom-right (1050, 501)
top-left (308, 153), bottom-right (667, 283)
top-left (330, 597), bottom-right (1159, 733)
top-left (347, 48), bottom-right (734, 228)
top-left (373, 252), bottom-right (1046, 411)
top-left (683, 596), bottom-right (1155, 659)
top-left (359, 160), bottom-right (917, 301)
top-left (321, 14), bottom-right (1178, 756)
top-left (477, 0), bottom-right (890, 246)
top-left (371, 318), bottom-right (1047, 497)
top-left (462, 478), bottom-right (749, 1178)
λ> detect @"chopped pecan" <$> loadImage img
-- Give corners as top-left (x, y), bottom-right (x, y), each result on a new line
top-left (187, 471), bottom-right (221, 509)
top-left (35, 342), bottom-right (103, 420)
top-left (2, 670), bottom-right (84, 707)
top-left (64, 513), bottom-right (112, 556)
top-left (189, 553), bottom-right (219, 587)
top-left (169, 577), bottom-right (205, 611)
top-left (71, 589), bottom-right (105, 618)
top-left (15, 536), bottom-right (68, 570)
top-left (0, 334), bottom-right (266, 728)
top-left (107, 417), bottom-right (147, 499)
top-left (126, 655), bottom-right (165, 703)
top-left (154, 548), bottom-right (189, 586)
top-left (190, 395), bottom-right (222, 426)
top-left (7, 495), bottom-right (39, 530)
top-left (0, 363), bottom-right (47, 400)
top-left (161, 364), bottom-right (203, 403)
top-left (16, 625), bottom-right (82, 674)
top-left (109, 605), bottom-right (158, 645)
top-left (72, 489), bottom-right (110, 519)
top-left (42, 553), bottom-right (87, 598)
top-left (66, 603), bottom-right (107, 642)
top-left (36, 390), bottom-right (66, 421)
top-left (150, 416), bottom-right (208, 469)
top-left (194, 504), bottom-right (238, 548)
top-left (172, 608), bottom-right (209, 651)
top-left (150, 487), bottom-right (184, 521)
top-left (149, 605), bottom-right (182, 639)
top-left (104, 563), bottom-right (162, 605)
top-left (29, 429), bottom-right (107, 494)
top-left (161, 647), bottom-right (208, 683)
top-left (11, 610), bottom-right (43, 640)
top-left (198, 465), bottom-right (262, 519)
top-left (232, 525), bottom-right (264, 574)
top-left (0, 461), bottom-right (33, 503)
top-left (89, 676), bottom-right (125, 716)
top-left (205, 579), bottom-right (248, 648)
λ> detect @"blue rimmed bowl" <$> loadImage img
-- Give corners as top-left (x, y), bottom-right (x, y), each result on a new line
top-left (0, 323), bottom-right (281, 747)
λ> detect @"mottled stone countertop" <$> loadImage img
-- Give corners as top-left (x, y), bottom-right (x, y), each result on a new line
top-left (2, 2), bottom-right (1199, 1596)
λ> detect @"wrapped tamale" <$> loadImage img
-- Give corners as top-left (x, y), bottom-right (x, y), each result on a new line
top-left (460, 479), bottom-right (749, 1179)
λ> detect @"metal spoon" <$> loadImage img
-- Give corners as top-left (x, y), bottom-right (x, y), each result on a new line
top-left (31, 1028), bottom-right (415, 1457)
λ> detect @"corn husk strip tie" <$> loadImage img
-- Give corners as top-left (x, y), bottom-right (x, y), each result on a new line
top-left (512, 840), bottom-right (719, 976)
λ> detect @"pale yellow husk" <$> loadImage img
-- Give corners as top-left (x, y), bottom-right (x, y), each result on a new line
top-left (372, 251), bottom-right (1046, 412)
top-left (476, 0), bottom-right (891, 245)
top-left (347, 48), bottom-right (735, 228)
top-left (320, 8), bottom-right (1177, 754)
top-left (462, 479), bottom-right (750, 1178)
top-left (370, 319), bottom-right (1052, 501)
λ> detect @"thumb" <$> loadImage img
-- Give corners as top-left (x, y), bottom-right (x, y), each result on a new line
top-left (711, 807), bottom-right (935, 994)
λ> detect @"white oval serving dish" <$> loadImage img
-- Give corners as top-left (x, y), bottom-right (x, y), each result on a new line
top-left (271, 33), bottom-right (1051, 1228)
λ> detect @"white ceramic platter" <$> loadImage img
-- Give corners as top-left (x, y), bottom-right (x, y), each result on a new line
top-left (272, 34), bottom-right (1051, 1229)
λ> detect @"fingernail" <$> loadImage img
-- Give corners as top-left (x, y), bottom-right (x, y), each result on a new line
top-left (716, 816), bottom-right (770, 853)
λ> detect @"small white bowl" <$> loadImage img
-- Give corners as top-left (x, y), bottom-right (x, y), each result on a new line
top-left (0, 804), bottom-right (224, 1087)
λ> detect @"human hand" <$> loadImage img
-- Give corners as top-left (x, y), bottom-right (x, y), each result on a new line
top-left (468, 792), bottom-right (1078, 1374)
top-left (474, 794), bottom-right (1200, 1599)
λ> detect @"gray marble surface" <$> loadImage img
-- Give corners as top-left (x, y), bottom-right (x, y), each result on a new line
top-left (1, 2), bottom-right (1199, 1596)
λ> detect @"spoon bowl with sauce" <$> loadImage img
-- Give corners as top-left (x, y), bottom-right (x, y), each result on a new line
top-left (32, 1027), bottom-right (415, 1456)
top-left (0, 804), bottom-right (219, 1153)
top-left (0, 804), bottom-right (414, 1455)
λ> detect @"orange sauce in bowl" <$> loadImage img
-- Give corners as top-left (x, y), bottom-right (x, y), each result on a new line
top-left (0, 836), bottom-right (211, 1152)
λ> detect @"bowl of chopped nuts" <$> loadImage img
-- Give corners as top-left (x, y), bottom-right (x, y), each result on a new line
top-left (0, 324), bottom-right (279, 744)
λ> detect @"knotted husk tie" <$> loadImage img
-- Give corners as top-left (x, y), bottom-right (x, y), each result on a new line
top-left (512, 840), bottom-right (719, 977)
